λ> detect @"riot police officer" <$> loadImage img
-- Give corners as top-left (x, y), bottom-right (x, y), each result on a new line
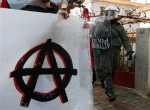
top-left (90, 5), bottom-right (133, 102)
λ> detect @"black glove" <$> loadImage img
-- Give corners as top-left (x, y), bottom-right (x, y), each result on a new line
top-left (126, 51), bottom-right (134, 60)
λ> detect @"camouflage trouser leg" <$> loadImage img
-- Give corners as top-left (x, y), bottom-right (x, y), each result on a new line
top-left (98, 51), bottom-right (116, 101)
top-left (95, 69), bottom-right (104, 81)
top-left (93, 49), bottom-right (104, 81)
top-left (93, 49), bottom-right (119, 81)
top-left (103, 68), bottom-right (116, 101)
top-left (93, 49), bottom-right (112, 81)
top-left (112, 52), bottom-right (119, 80)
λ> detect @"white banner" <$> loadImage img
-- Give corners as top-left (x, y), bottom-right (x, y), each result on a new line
top-left (0, 9), bottom-right (92, 110)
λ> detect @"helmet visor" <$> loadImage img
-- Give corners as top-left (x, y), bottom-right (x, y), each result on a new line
top-left (105, 10), bottom-right (118, 18)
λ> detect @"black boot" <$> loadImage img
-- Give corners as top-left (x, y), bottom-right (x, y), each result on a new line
top-left (104, 69), bottom-right (116, 102)
top-left (105, 87), bottom-right (116, 102)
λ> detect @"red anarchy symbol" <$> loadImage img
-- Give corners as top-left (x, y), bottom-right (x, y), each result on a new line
top-left (10, 39), bottom-right (77, 107)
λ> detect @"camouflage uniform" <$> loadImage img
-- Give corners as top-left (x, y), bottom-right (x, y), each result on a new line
top-left (90, 19), bottom-right (133, 80)
top-left (90, 18), bottom-right (133, 102)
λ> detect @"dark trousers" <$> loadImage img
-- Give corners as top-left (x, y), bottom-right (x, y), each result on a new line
top-left (92, 69), bottom-right (96, 83)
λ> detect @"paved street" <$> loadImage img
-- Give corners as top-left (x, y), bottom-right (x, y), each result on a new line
top-left (93, 83), bottom-right (150, 110)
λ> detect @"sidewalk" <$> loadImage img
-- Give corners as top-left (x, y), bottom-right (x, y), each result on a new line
top-left (93, 82), bottom-right (150, 110)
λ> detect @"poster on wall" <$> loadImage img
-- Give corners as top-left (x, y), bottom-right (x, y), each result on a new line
top-left (0, 9), bottom-right (92, 110)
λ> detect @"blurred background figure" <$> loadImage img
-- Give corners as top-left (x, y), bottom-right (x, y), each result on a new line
top-left (21, 0), bottom-right (69, 19)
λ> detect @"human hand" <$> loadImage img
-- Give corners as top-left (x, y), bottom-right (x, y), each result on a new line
top-left (57, 9), bottom-right (69, 19)
top-left (126, 51), bottom-right (134, 60)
